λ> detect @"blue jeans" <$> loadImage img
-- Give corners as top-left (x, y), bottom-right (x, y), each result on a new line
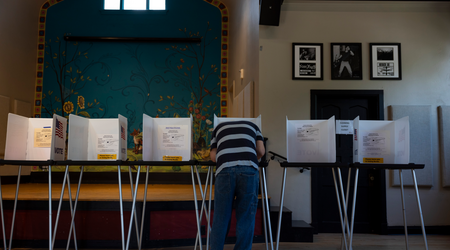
top-left (210, 166), bottom-right (259, 250)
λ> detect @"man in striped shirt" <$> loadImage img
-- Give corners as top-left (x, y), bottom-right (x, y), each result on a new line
top-left (209, 120), bottom-right (265, 250)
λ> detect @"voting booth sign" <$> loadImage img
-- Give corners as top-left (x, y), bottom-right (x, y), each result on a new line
top-left (286, 116), bottom-right (336, 162)
top-left (67, 114), bottom-right (128, 161)
top-left (213, 114), bottom-right (262, 130)
top-left (353, 116), bottom-right (410, 164)
top-left (4, 113), bottom-right (67, 161)
top-left (142, 114), bottom-right (193, 161)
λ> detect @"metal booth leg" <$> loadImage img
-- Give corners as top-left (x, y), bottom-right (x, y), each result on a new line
top-left (259, 170), bottom-right (269, 250)
top-left (6, 165), bottom-right (22, 250)
top-left (52, 165), bottom-right (69, 248)
top-left (337, 168), bottom-right (351, 250)
top-left (0, 169), bottom-right (6, 250)
top-left (190, 165), bottom-right (203, 249)
top-left (48, 165), bottom-right (53, 250)
top-left (126, 166), bottom-right (141, 250)
top-left (349, 168), bottom-right (359, 250)
top-left (138, 165), bottom-right (150, 250)
top-left (66, 165), bottom-right (84, 250)
top-left (118, 165), bottom-right (125, 250)
top-left (332, 168), bottom-right (348, 250)
top-left (399, 169), bottom-right (409, 250)
top-left (411, 169), bottom-right (429, 250)
top-left (261, 167), bottom-right (274, 250)
top-left (275, 167), bottom-right (287, 250)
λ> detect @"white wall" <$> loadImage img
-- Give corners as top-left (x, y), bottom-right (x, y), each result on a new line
top-left (0, 0), bottom-right (46, 175)
top-left (221, 0), bottom-right (260, 117)
top-left (260, 1), bottom-right (450, 226)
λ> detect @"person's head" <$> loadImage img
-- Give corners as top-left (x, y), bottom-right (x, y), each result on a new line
top-left (345, 46), bottom-right (350, 52)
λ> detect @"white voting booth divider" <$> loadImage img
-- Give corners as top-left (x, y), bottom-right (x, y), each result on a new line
top-left (67, 114), bottom-right (128, 161)
top-left (2, 113), bottom-right (67, 250)
top-left (286, 116), bottom-right (336, 162)
top-left (4, 113), bottom-right (67, 161)
top-left (142, 114), bottom-right (192, 161)
top-left (213, 114), bottom-right (274, 250)
top-left (353, 116), bottom-right (410, 164)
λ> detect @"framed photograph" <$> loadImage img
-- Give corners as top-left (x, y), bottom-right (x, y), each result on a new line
top-left (370, 43), bottom-right (402, 80)
top-left (331, 43), bottom-right (362, 80)
top-left (292, 43), bottom-right (323, 80)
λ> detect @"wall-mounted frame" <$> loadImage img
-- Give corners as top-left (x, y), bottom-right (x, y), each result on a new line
top-left (331, 43), bottom-right (362, 80)
top-left (370, 43), bottom-right (402, 80)
top-left (292, 43), bottom-right (323, 80)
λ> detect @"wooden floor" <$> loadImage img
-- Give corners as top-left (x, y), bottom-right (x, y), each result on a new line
top-left (1, 183), bottom-right (210, 202)
top-left (12, 233), bottom-right (450, 250)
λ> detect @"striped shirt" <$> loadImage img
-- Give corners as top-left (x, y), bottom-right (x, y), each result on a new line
top-left (210, 121), bottom-right (263, 175)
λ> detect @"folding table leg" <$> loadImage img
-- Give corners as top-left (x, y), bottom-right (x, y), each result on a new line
top-left (63, 171), bottom-right (78, 250)
top-left (190, 165), bottom-right (202, 250)
top-left (66, 166), bottom-right (84, 250)
top-left (138, 165), bottom-right (150, 250)
top-left (411, 169), bottom-right (429, 250)
top-left (337, 168), bottom-right (351, 250)
top-left (49, 165), bottom-right (53, 250)
top-left (127, 166), bottom-right (141, 249)
top-left (118, 165), bottom-right (125, 250)
top-left (207, 166), bottom-right (213, 250)
top-left (259, 170), bottom-right (269, 250)
top-left (348, 168), bottom-right (359, 250)
top-left (126, 165), bottom-right (141, 250)
top-left (52, 165), bottom-right (70, 247)
top-left (0, 172), bottom-right (6, 250)
top-left (275, 167), bottom-right (287, 250)
top-left (399, 169), bottom-right (409, 250)
top-left (194, 165), bottom-right (211, 250)
top-left (6, 165), bottom-right (21, 250)
top-left (332, 168), bottom-right (348, 250)
top-left (261, 167), bottom-right (274, 250)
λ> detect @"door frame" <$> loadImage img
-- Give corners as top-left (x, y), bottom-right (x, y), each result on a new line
top-left (310, 89), bottom-right (387, 234)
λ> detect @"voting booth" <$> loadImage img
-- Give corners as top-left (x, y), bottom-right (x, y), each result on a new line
top-left (142, 114), bottom-right (193, 161)
top-left (353, 116), bottom-right (410, 164)
top-left (67, 114), bottom-right (128, 161)
top-left (4, 113), bottom-right (67, 161)
top-left (286, 116), bottom-right (336, 162)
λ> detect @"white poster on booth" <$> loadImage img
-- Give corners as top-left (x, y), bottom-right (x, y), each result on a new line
top-left (361, 130), bottom-right (390, 156)
top-left (158, 125), bottom-right (188, 150)
top-left (96, 134), bottom-right (119, 159)
top-left (296, 124), bottom-right (320, 142)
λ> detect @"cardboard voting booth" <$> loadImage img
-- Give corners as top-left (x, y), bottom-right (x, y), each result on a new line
top-left (286, 116), bottom-right (336, 162)
top-left (67, 114), bottom-right (127, 161)
top-left (353, 116), bottom-right (410, 164)
top-left (4, 113), bottom-right (67, 161)
top-left (213, 114), bottom-right (262, 130)
top-left (142, 114), bottom-right (192, 161)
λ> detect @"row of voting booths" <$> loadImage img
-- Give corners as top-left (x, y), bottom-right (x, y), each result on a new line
top-left (281, 116), bottom-right (426, 250)
top-left (0, 113), bottom-right (267, 250)
top-left (0, 113), bottom-right (426, 250)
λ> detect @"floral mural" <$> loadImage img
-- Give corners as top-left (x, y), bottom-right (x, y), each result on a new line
top-left (35, 0), bottom-right (228, 173)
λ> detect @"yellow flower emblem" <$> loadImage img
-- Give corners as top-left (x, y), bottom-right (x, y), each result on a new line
top-left (63, 101), bottom-right (74, 114)
top-left (77, 96), bottom-right (85, 109)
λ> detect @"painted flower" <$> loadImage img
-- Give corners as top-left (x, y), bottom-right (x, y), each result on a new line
top-left (195, 108), bottom-right (200, 114)
top-left (201, 116), bottom-right (206, 121)
top-left (63, 101), bottom-right (74, 114)
top-left (206, 119), bottom-right (212, 125)
top-left (196, 114), bottom-right (201, 119)
top-left (209, 128), bottom-right (214, 132)
top-left (77, 96), bottom-right (85, 109)
top-left (189, 107), bottom-right (193, 112)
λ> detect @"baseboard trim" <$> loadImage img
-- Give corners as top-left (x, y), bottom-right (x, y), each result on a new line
top-left (387, 225), bottom-right (450, 235)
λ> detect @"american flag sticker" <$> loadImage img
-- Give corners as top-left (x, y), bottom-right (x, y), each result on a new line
top-left (121, 126), bottom-right (126, 140)
top-left (55, 118), bottom-right (64, 139)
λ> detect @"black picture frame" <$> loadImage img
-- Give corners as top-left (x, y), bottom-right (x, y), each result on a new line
top-left (370, 43), bottom-right (402, 80)
top-left (331, 43), bottom-right (362, 80)
top-left (292, 43), bottom-right (323, 80)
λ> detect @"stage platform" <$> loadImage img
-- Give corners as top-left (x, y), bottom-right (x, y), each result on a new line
top-left (0, 183), bottom-right (266, 249)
